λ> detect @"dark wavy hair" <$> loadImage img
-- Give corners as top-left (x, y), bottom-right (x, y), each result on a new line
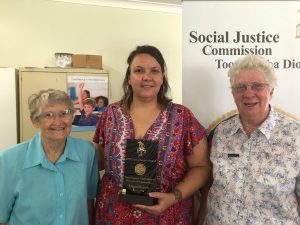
top-left (121, 45), bottom-right (172, 112)
top-left (95, 95), bottom-right (108, 106)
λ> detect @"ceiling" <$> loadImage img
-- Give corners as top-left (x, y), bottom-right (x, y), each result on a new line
top-left (120, 0), bottom-right (183, 13)
top-left (52, 0), bottom-right (182, 13)
top-left (136, 0), bottom-right (182, 5)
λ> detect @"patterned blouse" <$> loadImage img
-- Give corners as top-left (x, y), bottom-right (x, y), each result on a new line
top-left (93, 101), bottom-right (206, 225)
top-left (205, 107), bottom-right (300, 225)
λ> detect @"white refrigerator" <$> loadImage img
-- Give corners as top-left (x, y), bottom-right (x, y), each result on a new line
top-left (0, 68), bottom-right (18, 151)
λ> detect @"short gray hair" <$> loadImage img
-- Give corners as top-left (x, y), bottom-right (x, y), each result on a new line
top-left (28, 89), bottom-right (75, 121)
top-left (228, 54), bottom-right (277, 89)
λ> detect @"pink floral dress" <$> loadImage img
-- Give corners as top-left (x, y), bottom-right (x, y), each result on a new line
top-left (93, 101), bottom-right (206, 225)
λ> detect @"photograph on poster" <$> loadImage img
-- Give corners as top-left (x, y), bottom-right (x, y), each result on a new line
top-left (67, 75), bottom-right (109, 131)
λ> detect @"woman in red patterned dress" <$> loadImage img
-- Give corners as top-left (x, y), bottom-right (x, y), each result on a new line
top-left (93, 45), bottom-right (211, 224)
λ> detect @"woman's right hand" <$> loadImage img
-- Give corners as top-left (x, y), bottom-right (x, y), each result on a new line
top-left (133, 191), bottom-right (178, 215)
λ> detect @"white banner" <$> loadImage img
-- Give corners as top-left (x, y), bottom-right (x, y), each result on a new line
top-left (183, 1), bottom-right (300, 129)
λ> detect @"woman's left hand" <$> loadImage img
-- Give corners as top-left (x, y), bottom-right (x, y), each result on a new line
top-left (134, 191), bottom-right (177, 215)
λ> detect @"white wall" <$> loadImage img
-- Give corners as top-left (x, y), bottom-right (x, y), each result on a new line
top-left (0, 0), bottom-right (181, 146)
top-left (0, 0), bottom-right (182, 103)
top-left (0, 68), bottom-right (18, 151)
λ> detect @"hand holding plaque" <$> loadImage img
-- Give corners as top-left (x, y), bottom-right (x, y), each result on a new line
top-left (118, 139), bottom-right (158, 206)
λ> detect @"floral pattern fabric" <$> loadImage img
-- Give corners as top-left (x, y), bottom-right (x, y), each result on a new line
top-left (93, 101), bottom-right (206, 225)
top-left (205, 107), bottom-right (300, 225)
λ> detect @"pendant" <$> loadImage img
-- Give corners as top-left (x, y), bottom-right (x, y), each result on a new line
top-left (137, 140), bottom-right (146, 157)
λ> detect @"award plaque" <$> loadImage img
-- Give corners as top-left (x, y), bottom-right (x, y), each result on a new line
top-left (118, 139), bottom-right (158, 206)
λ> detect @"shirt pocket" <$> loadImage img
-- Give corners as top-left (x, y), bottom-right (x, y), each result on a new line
top-left (211, 152), bottom-right (241, 185)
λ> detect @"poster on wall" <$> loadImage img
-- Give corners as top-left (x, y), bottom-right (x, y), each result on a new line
top-left (183, 0), bottom-right (300, 129)
top-left (67, 75), bottom-right (109, 131)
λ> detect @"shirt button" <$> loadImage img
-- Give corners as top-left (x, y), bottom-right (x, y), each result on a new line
top-left (59, 193), bottom-right (63, 197)
top-left (59, 214), bottom-right (63, 219)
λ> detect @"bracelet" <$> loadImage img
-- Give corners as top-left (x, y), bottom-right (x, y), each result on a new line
top-left (173, 189), bottom-right (183, 202)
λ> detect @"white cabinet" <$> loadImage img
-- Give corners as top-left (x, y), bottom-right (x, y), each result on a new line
top-left (0, 68), bottom-right (18, 151)
top-left (19, 67), bottom-right (110, 142)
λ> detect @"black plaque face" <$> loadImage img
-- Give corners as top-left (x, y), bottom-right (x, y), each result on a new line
top-left (118, 139), bottom-right (158, 206)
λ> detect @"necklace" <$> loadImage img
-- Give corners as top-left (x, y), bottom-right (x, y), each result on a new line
top-left (137, 140), bottom-right (146, 157)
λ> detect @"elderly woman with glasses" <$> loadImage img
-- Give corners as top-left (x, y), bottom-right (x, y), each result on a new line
top-left (197, 54), bottom-right (300, 225)
top-left (0, 89), bottom-right (98, 225)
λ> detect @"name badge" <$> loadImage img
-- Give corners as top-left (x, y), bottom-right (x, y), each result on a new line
top-left (227, 153), bottom-right (239, 158)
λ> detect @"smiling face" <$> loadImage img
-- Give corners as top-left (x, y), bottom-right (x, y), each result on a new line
top-left (82, 91), bottom-right (89, 100)
top-left (83, 103), bottom-right (95, 116)
top-left (32, 103), bottom-right (73, 143)
top-left (128, 53), bottom-right (163, 102)
top-left (97, 99), bottom-right (105, 107)
top-left (232, 69), bottom-right (273, 124)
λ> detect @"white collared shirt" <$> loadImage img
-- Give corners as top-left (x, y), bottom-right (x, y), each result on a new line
top-left (206, 107), bottom-right (300, 225)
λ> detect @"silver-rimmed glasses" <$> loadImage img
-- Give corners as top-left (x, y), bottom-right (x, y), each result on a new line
top-left (232, 82), bottom-right (269, 93)
top-left (39, 109), bottom-right (73, 121)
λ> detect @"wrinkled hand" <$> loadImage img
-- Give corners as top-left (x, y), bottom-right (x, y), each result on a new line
top-left (134, 192), bottom-right (176, 215)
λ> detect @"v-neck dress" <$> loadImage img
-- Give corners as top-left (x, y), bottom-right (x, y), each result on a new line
top-left (93, 101), bottom-right (206, 224)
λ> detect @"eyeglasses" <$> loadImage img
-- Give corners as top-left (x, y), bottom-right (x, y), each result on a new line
top-left (39, 109), bottom-right (73, 121)
top-left (232, 82), bottom-right (269, 93)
